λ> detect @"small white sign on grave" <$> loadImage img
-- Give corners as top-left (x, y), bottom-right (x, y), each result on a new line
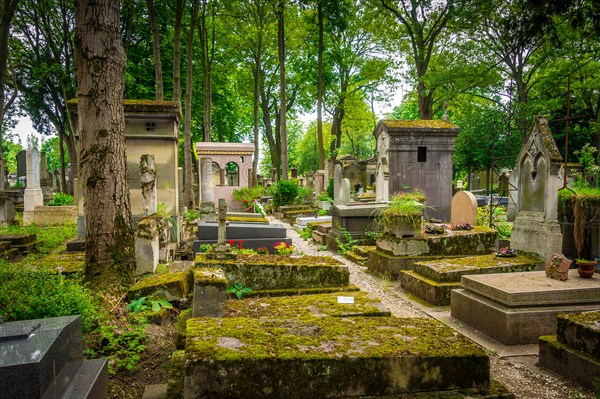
top-left (337, 296), bottom-right (355, 304)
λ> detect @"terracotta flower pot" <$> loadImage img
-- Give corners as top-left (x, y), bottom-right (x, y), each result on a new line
top-left (577, 259), bottom-right (597, 278)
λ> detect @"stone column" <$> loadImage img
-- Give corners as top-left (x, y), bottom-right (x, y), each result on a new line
top-left (23, 147), bottom-right (44, 225)
top-left (333, 164), bottom-right (343, 206)
top-left (199, 158), bottom-right (215, 222)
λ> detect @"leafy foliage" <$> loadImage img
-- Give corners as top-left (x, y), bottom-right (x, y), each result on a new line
top-left (0, 224), bottom-right (77, 254)
top-left (0, 261), bottom-right (98, 331)
top-left (127, 296), bottom-right (173, 313)
top-left (49, 192), bottom-right (74, 206)
top-left (226, 282), bottom-right (252, 299)
top-left (271, 179), bottom-right (301, 208)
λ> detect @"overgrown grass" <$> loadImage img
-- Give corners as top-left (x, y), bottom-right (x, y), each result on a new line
top-left (0, 259), bottom-right (99, 331)
top-left (0, 223), bottom-right (77, 254)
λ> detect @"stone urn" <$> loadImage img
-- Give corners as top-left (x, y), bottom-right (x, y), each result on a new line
top-left (577, 259), bottom-right (596, 278)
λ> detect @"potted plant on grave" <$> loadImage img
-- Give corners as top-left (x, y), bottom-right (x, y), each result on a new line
top-left (576, 258), bottom-right (596, 278)
top-left (376, 189), bottom-right (426, 238)
top-left (316, 191), bottom-right (332, 211)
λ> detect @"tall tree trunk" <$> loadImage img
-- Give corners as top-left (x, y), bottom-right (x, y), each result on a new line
top-left (74, 0), bottom-right (135, 289)
top-left (260, 88), bottom-right (280, 181)
top-left (199, 0), bottom-right (213, 142)
top-left (252, 40), bottom-right (262, 186)
top-left (183, 0), bottom-right (199, 208)
top-left (59, 129), bottom-right (67, 193)
top-left (0, 0), bottom-right (20, 179)
top-left (147, 0), bottom-right (164, 100)
top-left (277, 0), bottom-right (288, 180)
top-left (172, 0), bottom-right (184, 104)
top-left (316, 0), bottom-right (325, 169)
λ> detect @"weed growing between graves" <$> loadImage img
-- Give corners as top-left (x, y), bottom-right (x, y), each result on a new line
top-left (48, 192), bottom-right (74, 206)
top-left (335, 223), bottom-right (357, 255)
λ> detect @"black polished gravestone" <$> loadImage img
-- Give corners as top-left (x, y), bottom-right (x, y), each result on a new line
top-left (0, 315), bottom-right (107, 399)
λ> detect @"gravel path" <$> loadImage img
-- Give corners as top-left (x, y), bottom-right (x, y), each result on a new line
top-left (280, 218), bottom-right (597, 399)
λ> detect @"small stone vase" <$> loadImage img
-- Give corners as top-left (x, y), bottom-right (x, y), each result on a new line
top-left (577, 260), bottom-right (596, 278)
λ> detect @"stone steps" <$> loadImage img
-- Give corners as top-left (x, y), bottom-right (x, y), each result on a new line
top-left (399, 253), bottom-right (543, 306)
top-left (539, 311), bottom-right (600, 390)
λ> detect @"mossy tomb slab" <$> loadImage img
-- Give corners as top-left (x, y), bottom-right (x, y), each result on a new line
top-left (413, 253), bottom-right (543, 283)
top-left (557, 311), bottom-right (600, 357)
top-left (128, 270), bottom-right (193, 302)
top-left (24, 252), bottom-right (85, 274)
top-left (376, 227), bottom-right (497, 257)
top-left (166, 350), bottom-right (184, 399)
top-left (367, 249), bottom-right (464, 280)
top-left (224, 292), bottom-right (391, 319)
top-left (193, 267), bottom-right (227, 287)
top-left (399, 271), bottom-right (457, 306)
top-left (194, 254), bottom-right (349, 290)
top-left (245, 285), bottom-right (360, 298)
top-left (184, 316), bottom-right (489, 398)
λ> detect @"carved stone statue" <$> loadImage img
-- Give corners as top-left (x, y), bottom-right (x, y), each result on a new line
top-left (140, 154), bottom-right (157, 215)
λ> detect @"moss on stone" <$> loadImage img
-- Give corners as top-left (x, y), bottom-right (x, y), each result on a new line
top-left (195, 253), bottom-right (342, 267)
top-left (128, 270), bottom-right (193, 301)
top-left (166, 350), bottom-right (185, 399)
top-left (22, 252), bottom-right (85, 274)
top-left (244, 285), bottom-right (360, 298)
top-left (559, 310), bottom-right (600, 329)
top-left (382, 119), bottom-right (458, 129)
top-left (226, 216), bottom-right (269, 223)
top-left (539, 335), bottom-right (600, 365)
top-left (224, 292), bottom-right (390, 319)
top-left (193, 267), bottom-right (227, 287)
top-left (176, 308), bottom-right (193, 350)
top-left (185, 316), bottom-right (486, 362)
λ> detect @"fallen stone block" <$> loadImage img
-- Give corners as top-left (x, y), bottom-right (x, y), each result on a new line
top-left (192, 268), bottom-right (227, 317)
top-left (128, 270), bottom-right (193, 303)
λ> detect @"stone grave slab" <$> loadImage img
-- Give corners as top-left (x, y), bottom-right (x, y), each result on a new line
top-left (459, 269), bottom-right (600, 306)
top-left (224, 291), bottom-right (391, 318)
top-left (295, 215), bottom-right (331, 226)
top-left (0, 315), bottom-right (107, 398)
top-left (451, 270), bottom-right (600, 345)
top-left (196, 221), bottom-right (287, 240)
top-left (539, 311), bottom-right (600, 390)
top-left (195, 254), bottom-right (349, 290)
top-left (127, 270), bottom-right (193, 302)
top-left (184, 316), bottom-right (489, 398)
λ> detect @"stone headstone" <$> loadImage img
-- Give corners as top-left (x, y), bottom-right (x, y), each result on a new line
top-left (511, 116), bottom-right (563, 262)
top-left (545, 253), bottom-right (572, 281)
top-left (23, 147), bottom-right (44, 225)
top-left (375, 131), bottom-right (389, 202)
top-left (16, 150), bottom-right (26, 182)
top-left (140, 154), bottom-right (157, 216)
top-left (217, 198), bottom-right (227, 245)
top-left (342, 178), bottom-right (351, 205)
top-left (450, 191), bottom-right (478, 226)
top-left (39, 152), bottom-right (52, 199)
top-left (333, 164), bottom-right (343, 205)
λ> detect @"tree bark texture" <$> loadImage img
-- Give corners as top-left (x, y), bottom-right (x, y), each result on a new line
top-left (183, 0), bottom-right (199, 208)
top-left (252, 39), bottom-right (262, 186)
top-left (172, 0), bottom-right (184, 104)
top-left (74, 0), bottom-right (135, 289)
top-left (0, 0), bottom-right (19, 169)
top-left (317, 0), bottom-right (325, 169)
top-left (277, 0), bottom-right (288, 180)
top-left (147, 0), bottom-right (164, 100)
top-left (199, 0), bottom-right (213, 142)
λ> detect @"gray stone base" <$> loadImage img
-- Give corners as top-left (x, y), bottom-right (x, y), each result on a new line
top-left (511, 211), bottom-right (562, 262)
top-left (451, 288), bottom-right (600, 345)
top-left (538, 336), bottom-right (600, 391)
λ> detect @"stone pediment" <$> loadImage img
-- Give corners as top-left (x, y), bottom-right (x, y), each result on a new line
top-left (519, 116), bottom-right (563, 167)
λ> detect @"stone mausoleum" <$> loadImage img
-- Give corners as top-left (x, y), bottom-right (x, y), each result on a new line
top-left (68, 99), bottom-right (181, 233)
top-left (373, 120), bottom-right (459, 220)
top-left (196, 142), bottom-right (254, 207)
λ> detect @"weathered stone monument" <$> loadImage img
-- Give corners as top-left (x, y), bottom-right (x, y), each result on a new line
top-left (16, 150), bottom-right (26, 184)
top-left (198, 157), bottom-right (215, 221)
top-left (342, 178), bottom-right (351, 205)
top-left (333, 164), bottom-right (343, 206)
top-left (23, 147), bottom-right (44, 225)
top-left (39, 151), bottom-right (52, 201)
top-left (450, 191), bottom-right (478, 227)
top-left (135, 216), bottom-right (159, 275)
top-left (140, 154), bottom-right (157, 216)
top-left (510, 116), bottom-right (563, 261)
top-left (373, 120), bottom-right (459, 220)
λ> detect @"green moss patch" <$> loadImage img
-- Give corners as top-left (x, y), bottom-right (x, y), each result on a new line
top-left (128, 270), bottom-right (193, 301)
top-left (557, 311), bottom-right (600, 357)
top-left (382, 119), bottom-right (458, 129)
top-left (166, 350), bottom-right (185, 399)
top-left (194, 254), bottom-right (349, 290)
top-left (413, 253), bottom-right (543, 283)
top-left (224, 292), bottom-right (391, 319)
top-left (244, 285), bottom-right (360, 298)
top-left (193, 267), bottom-right (227, 287)
top-left (184, 316), bottom-right (489, 397)
top-left (399, 270), bottom-right (457, 306)
top-left (22, 252), bottom-right (85, 274)
top-left (227, 216), bottom-right (269, 223)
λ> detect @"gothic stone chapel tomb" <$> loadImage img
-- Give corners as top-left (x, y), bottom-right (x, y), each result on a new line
top-left (510, 115), bottom-right (563, 261)
top-left (373, 120), bottom-right (459, 221)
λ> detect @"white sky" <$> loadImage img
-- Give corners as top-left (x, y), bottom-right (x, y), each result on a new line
top-left (9, 115), bottom-right (44, 147)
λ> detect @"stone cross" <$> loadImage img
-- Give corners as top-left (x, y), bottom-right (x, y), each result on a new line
top-left (217, 198), bottom-right (227, 245)
top-left (140, 154), bottom-right (157, 215)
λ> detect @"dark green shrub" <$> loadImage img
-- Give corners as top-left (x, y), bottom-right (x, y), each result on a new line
top-left (49, 192), bottom-right (74, 206)
top-left (327, 178), bottom-right (334, 199)
top-left (0, 261), bottom-right (98, 331)
top-left (272, 180), bottom-right (300, 208)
